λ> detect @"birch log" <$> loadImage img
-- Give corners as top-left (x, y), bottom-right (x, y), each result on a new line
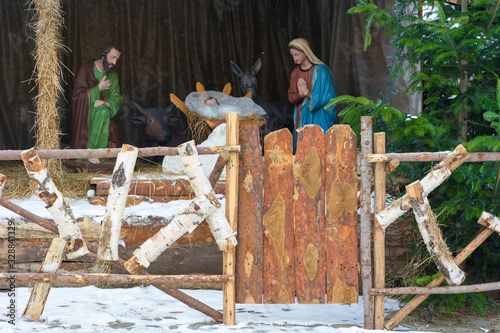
top-left (407, 181), bottom-right (466, 285)
top-left (124, 194), bottom-right (221, 274)
top-left (478, 211), bottom-right (500, 235)
top-left (385, 211), bottom-right (496, 330)
top-left (22, 237), bottom-right (66, 320)
top-left (0, 173), bottom-right (7, 197)
top-left (98, 144), bottom-right (138, 260)
top-left (376, 144), bottom-right (470, 229)
top-left (179, 140), bottom-right (237, 251)
top-left (21, 148), bottom-right (88, 259)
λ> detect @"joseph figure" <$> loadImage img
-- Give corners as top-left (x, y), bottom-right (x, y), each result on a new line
top-left (71, 42), bottom-right (122, 161)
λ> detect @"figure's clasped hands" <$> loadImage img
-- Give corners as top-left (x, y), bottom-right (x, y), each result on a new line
top-left (98, 75), bottom-right (111, 91)
top-left (298, 78), bottom-right (309, 98)
top-left (94, 100), bottom-right (110, 108)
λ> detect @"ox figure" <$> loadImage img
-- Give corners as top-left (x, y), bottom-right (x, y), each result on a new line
top-left (230, 58), bottom-right (294, 135)
top-left (128, 101), bottom-right (192, 160)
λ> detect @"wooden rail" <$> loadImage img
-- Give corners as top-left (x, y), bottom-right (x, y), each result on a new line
top-left (368, 152), bottom-right (500, 163)
top-left (0, 146), bottom-right (240, 160)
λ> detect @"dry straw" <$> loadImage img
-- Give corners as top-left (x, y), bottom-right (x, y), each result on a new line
top-left (29, 0), bottom-right (69, 179)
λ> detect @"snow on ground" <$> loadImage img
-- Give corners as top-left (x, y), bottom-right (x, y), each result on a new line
top-left (1, 286), bottom-right (437, 332)
top-left (0, 196), bottom-right (437, 332)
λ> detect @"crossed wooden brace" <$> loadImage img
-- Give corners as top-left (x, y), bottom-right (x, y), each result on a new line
top-left (1, 141), bottom-right (236, 322)
top-left (375, 144), bottom-right (470, 285)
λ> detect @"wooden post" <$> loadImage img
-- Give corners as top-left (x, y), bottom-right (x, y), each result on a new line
top-left (384, 211), bottom-right (496, 330)
top-left (21, 148), bottom-right (88, 259)
top-left (98, 144), bottom-right (138, 260)
top-left (376, 145), bottom-right (470, 229)
top-left (236, 125), bottom-right (263, 304)
top-left (223, 112), bottom-right (239, 325)
top-left (406, 181), bottom-right (466, 285)
top-left (373, 133), bottom-right (386, 329)
top-left (22, 237), bottom-right (66, 320)
top-left (360, 116), bottom-right (374, 329)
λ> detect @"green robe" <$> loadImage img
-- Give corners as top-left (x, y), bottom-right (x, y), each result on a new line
top-left (86, 65), bottom-right (122, 149)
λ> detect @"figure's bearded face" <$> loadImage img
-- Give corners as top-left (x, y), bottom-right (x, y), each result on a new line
top-left (102, 48), bottom-right (121, 73)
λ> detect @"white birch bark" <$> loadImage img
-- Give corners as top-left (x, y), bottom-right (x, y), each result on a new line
top-left (479, 211), bottom-right (500, 234)
top-left (21, 148), bottom-right (88, 259)
top-left (98, 145), bottom-right (138, 260)
top-left (0, 173), bottom-right (7, 198)
top-left (179, 141), bottom-right (237, 250)
top-left (376, 145), bottom-right (470, 229)
top-left (125, 194), bottom-right (221, 273)
top-left (23, 237), bottom-right (66, 320)
top-left (407, 181), bottom-right (466, 286)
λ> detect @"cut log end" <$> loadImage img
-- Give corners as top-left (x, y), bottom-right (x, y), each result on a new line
top-left (124, 255), bottom-right (145, 275)
top-left (225, 235), bottom-right (238, 251)
top-left (65, 239), bottom-right (89, 259)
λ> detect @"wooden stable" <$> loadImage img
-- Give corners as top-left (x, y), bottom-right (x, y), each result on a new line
top-left (1, 115), bottom-right (500, 329)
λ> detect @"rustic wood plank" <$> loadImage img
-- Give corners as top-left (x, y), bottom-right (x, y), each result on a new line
top-left (262, 128), bottom-right (295, 304)
top-left (22, 238), bottom-right (66, 320)
top-left (325, 125), bottom-right (358, 304)
top-left (236, 125), bottom-right (263, 304)
top-left (294, 125), bottom-right (326, 304)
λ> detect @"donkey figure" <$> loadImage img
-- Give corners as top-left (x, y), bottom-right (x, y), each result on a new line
top-left (230, 58), bottom-right (294, 135)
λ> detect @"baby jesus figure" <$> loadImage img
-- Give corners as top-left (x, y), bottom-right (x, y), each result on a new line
top-left (185, 91), bottom-right (266, 119)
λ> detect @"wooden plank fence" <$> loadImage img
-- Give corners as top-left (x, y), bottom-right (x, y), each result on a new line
top-left (236, 124), bottom-right (359, 305)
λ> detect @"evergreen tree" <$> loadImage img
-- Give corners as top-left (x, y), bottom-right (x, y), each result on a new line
top-left (332, 0), bottom-right (500, 314)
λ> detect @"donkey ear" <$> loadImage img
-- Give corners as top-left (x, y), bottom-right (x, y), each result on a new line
top-left (251, 58), bottom-right (262, 75)
top-left (130, 100), bottom-right (145, 114)
top-left (230, 61), bottom-right (245, 78)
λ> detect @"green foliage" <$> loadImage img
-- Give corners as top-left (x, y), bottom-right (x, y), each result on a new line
top-left (347, 0), bottom-right (500, 315)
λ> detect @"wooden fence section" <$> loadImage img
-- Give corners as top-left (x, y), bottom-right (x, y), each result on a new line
top-left (236, 124), bottom-right (359, 304)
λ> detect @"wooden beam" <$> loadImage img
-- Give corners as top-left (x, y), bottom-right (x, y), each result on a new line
top-left (367, 151), bottom-right (493, 163)
top-left (0, 146), bottom-right (240, 161)
top-left (2, 273), bottom-right (231, 285)
top-left (371, 281), bottom-right (500, 296)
